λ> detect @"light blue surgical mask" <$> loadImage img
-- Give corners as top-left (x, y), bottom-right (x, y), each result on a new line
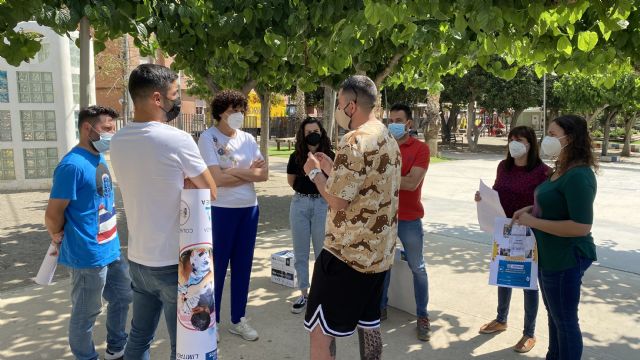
top-left (388, 123), bottom-right (406, 139)
top-left (92, 132), bottom-right (113, 153)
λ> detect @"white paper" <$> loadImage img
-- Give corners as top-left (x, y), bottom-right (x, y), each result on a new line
top-left (177, 189), bottom-right (217, 360)
top-left (476, 179), bottom-right (506, 233)
top-left (488, 217), bottom-right (538, 290)
top-left (35, 244), bottom-right (58, 285)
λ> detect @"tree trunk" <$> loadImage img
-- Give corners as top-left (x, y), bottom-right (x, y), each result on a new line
top-left (424, 93), bottom-right (440, 155)
top-left (375, 90), bottom-right (384, 122)
top-left (322, 86), bottom-right (336, 144)
top-left (294, 86), bottom-right (306, 134)
top-left (601, 110), bottom-right (617, 156)
top-left (259, 92), bottom-right (271, 166)
top-left (622, 115), bottom-right (634, 157)
top-left (511, 108), bottom-right (524, 128)
top-left (466, 98), bottom-right (479, 152)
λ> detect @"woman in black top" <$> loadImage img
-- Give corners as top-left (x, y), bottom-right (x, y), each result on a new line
top-left (286, 117), bottom-right (334, 314)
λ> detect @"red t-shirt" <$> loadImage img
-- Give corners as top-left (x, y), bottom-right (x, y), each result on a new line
top-left (398, 136), bottom-right (430, 221)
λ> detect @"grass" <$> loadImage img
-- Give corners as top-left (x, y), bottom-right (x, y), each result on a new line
top-left (268, 146), bottom-right (295, 158)
top-left (430, 156), bottom-right (452, 163)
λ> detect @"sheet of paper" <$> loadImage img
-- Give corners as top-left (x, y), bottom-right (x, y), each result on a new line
top-left (35, 244), bottom-right (58, 285)
top-left (476, 179), bottom-right (506, 233)
top-left (488, 217), bottom-right (538, 290)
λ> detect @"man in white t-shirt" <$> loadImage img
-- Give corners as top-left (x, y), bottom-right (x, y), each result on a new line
top-left (110, 64), bottom-right (217, 360)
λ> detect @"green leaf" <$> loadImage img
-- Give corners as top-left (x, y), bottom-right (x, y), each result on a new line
top-left (566, 24), bottom-right (575, 39)
top-left (557, 36), bottom-right (572, 55)
top-left (597, 22), bottom-right (611, 41)
top-left (454, 14), bottom-right (467, 32)
top-left (243, 8), bottom-right (253, 23)
top-left (604, 76), bottom-right (616, 89)
top-left (577, 31), bottom-right (598, 52)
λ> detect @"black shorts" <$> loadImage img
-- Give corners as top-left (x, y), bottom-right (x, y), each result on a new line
top-left (304, 250), bottom-right (387, 337)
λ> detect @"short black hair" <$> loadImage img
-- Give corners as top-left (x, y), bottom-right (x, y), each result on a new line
top-left (340, 75), bottom-right (377, 109)
top-left (390, 103), bottom-right (412, 120)
top-left (77, 105), bottom-right (119, 131)
top-left (211, 89), bottom-right (248, 121)
top-left (128, 64), bottom-right (178, 102)
top-left (190, 310), bottom-right (211, 331)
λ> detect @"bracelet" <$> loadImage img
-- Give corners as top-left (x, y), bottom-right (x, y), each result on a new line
top-left (307, 168), bottom-right (322, 181)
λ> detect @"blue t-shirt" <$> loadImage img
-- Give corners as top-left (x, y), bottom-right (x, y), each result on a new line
top-left (50, 147), bottom-right (120, 268)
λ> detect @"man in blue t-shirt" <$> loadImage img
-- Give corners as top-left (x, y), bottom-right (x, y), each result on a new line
top-left (45, 106), bottom-right (132, 360)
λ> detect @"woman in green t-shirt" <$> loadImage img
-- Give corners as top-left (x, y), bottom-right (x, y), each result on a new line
top-left (512, 115), bottom-right (597, 360)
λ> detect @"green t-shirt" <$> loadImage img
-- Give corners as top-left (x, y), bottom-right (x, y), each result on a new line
top-left (533, 166), bottom-right (597, 272)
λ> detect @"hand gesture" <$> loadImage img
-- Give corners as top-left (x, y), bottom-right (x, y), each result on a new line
top-left (315, 152), bottom-right (334, 175)
top-left (511, 206), bottom-right (533, 226)
top-left (304, 152), bottom-right (321, 175)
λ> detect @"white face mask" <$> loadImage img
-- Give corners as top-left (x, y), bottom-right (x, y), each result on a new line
top-left (508, 141), bottom-right (528, 158)
top-left (541, 135), bottom-right (566, 157)
top-left (227, 112), bottom-right (244, 129)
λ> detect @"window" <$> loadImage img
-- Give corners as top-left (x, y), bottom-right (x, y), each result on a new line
top-left (0, 70), bottom-right (8, 103)
top-left (21, 110), bottom-right (57, 141)
top-left (0, 149), bottom-right (15, 180)
top-left (72, 74), bottom-right (80, 104)
top-left (23, 147), bottom-right (58, 179)
top-left (36, 43), bottom-right (51, 63)
top-left (17, 71), bottom-right (54, 103)
top-left (69, 39), bottom-right (80, 68)
top-left (0, 111), bottom-right (11, 141)
top-left (74, 110), bottom-right (80, 141)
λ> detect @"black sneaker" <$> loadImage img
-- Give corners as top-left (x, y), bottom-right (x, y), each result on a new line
top-left (291, 295), bottom-right (307, 314)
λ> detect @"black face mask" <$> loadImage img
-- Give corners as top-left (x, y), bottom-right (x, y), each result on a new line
top-left (305, 132), bottom-right (321, 146)
top-left (162, 96), bottom-right (181, 122)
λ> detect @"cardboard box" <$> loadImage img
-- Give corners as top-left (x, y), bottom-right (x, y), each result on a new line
top-left (271, 250), bottom-right (298, 288)
top-left (387, 248), bottom-right (417, 316)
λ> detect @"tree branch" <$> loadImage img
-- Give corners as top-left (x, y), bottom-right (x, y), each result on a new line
top-left (374, 51), bottom-right (405, 87)
top-left (205, 75), bottom-right (220, 94)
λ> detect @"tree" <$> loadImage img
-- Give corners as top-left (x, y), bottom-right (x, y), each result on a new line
top-left (480, 66), bottom-right (543, 128)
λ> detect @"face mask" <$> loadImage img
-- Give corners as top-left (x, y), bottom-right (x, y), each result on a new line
top-left (227, 112), bottom-right (244, 129)
top-left (305, 132), bottom-right (321, 146)
top-left (388, 123), bottom-right (406, 139)
top-left (541, 135), bottom-right (566, 157)
top-left (161, 96), bottom-right (181, 122)
top-left (91, 132), bottom-right (113, 153)
top-left (335, 103), bottom-right (353, 130)
top-left (508, 140), bottom-right (528, 158)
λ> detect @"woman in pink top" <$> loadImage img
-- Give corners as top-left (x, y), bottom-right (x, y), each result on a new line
top-left (475, 126), bottom-right (550, 353)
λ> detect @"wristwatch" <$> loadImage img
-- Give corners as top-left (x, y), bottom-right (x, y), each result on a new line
top-left (307, 168), bottom-right (322, 181)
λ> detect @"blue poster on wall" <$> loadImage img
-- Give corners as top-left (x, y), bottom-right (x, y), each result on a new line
top-left (0, 71), bottom-right (8, 103)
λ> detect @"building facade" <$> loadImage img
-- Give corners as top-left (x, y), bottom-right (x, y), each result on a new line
top-left (0, 22), bottom-right (94, 190)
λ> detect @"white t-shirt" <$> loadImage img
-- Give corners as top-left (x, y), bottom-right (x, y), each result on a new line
top-left (110, 121), bottom-right (207, 267)
top-left (198, 127), bottom-right (263, 208)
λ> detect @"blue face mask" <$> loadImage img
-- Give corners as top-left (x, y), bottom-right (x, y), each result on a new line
top-left (92, 132), bottom-right (113, 153)
top-left (388, 123), bottom-right (406, 139)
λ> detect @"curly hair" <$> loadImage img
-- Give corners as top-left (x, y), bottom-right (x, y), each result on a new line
top-left (210, 89), bottom-right (248, 121)
top-left (504, 126), bottom-right (543, 172)
top-left (294, 117), bottom-right (333, 167)
top-left (552, 115), bottom-right (598, 173)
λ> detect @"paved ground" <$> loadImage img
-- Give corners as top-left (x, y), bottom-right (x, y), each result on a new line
top-left (0, 137), bottom-right (638, 359)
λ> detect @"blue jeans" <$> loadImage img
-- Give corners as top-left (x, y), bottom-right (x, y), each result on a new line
top-left (212, 205), bottom-right (259, 324)
top-left (380, 219), bottom-right (429, 318)
top-left (69, 258), bottom-right (132, 360)
top-left (290, 194), bottom-right (328, 290)
top-left (496, 287), bottom-right (539, 337)
top-left (124, 261), bottom-right (178, 360)
top-left (539, 255), bottom-right (592, 360)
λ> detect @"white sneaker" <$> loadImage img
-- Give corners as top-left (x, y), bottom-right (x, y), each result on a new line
top-left (104, 347), bottom-right (125, 360)
top-left (291, 295), bottom-right (308, 314)
top-left (228, 317), bottom-right (259, 341)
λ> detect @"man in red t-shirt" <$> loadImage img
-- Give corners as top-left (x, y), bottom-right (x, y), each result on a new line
top-left (381, 103), bottom-right (431, 341)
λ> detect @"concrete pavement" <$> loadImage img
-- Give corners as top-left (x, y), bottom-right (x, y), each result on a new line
top-left (1, 148), bottom-right (639, 359)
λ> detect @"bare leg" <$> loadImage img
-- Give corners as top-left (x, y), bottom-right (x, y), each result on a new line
top-left (358, 327), bottom-right (382, 360)
top-left (310, 326), bottom-right (336, 360)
